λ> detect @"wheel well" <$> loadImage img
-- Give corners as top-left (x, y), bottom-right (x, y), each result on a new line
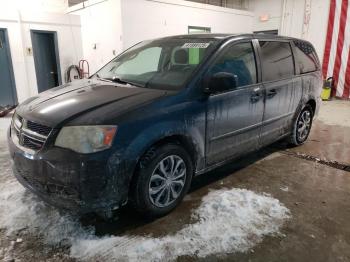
top-left (128, 135), bottom-right (197, 197)
top-left (306, 99), bottom-right (316, 115)
top-left (145, 135), bottom-right (197, 165)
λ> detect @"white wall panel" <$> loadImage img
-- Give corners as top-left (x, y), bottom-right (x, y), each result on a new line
top-left (0, 7), bottom-right (82, 102)
top-left (73, 0), bottom-right (123, 74)
top-left (121, 0), bottom-right (254, 49)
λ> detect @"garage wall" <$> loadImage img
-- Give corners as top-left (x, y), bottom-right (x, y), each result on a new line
top-left (0, 5), bottom-right (82, 103)
top-left (71, 0), bottom-right (123, 74)
top-left (250, 0), bottom-right (330, 61)
top-left (250, 0), bottom-right (283, 32)
top-left (72, 0), bottom-right (254, 73)
top-left (121, 0), bottom-right (254, 49)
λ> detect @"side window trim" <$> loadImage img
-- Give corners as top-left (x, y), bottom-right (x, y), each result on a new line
top-left (290, 40), bottom-right (301, 76)
top-left (208, 82), bottom-right (261, 97)
top-left (252, 39), bottom-right (262, 83)
top-left (289, 41), bottom-right (297, 76)
top-left (205, 40), bottom-right (259, 95)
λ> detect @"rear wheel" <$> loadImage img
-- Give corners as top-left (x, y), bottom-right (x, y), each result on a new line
top-left (130, 144), bottom-right (193, 217)
top-left (288, 104), bottom-right (313, 146)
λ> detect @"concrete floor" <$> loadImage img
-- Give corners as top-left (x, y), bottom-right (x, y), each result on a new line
top-left (0, 100), bottom-right (350, 262)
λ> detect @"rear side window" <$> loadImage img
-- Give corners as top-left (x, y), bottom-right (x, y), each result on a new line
top-left (293, 40), bottom-right (319, 74)
top-left (209, 42), bottom-right (257, 89)
top-left (259, 41), bottom-right (294, 82)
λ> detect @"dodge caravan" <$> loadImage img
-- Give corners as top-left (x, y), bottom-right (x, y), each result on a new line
top-left (8, 34), bottom-right (322, 217)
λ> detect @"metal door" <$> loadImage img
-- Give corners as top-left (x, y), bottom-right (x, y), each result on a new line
top-left (31, 30), bottom-right (61, 93)
top-left (0, 29), bottom-right (17, 106)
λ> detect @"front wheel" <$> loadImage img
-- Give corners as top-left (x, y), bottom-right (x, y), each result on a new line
top-left (288, 104), bottom-right (314, 146)
top-left (130, 144), bottom-right (193, 218)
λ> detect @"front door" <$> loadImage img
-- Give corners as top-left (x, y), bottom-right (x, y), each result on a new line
top-left (258, 41), bottom-right (296, 146)
top-left (0, 29), bottom-right (17, 106)
top-left (31, 30), bottom-right (61, 93)
top-left (206, 41), bottom-right (264, 166)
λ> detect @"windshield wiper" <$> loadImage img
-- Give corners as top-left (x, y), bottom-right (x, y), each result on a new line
top-left (112, 77), bottom-right (145, 88)
top-left (94, 74), bottom-right (112, 83)
top-left (97, 75), bottom-right (144, 88)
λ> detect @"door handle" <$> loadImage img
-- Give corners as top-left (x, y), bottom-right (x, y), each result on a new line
top-left (267, 89), bottom-right (277, 98)
top-left (250, 93), bottom-right (261, 103)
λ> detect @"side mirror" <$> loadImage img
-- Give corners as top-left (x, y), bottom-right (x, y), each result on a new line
top-left (205, 72), bottom-right (238, 94)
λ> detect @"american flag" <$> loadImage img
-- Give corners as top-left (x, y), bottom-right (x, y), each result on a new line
top-left (323, 0), bottom-right (350, 99)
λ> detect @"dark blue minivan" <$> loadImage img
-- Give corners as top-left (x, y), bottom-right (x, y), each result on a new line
top-left (8, 34), bottom-right (322, 217)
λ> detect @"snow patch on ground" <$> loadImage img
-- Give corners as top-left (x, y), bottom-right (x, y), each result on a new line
top-left (0, 180), bottom-right (93, 246)
top-left (0, 117), bottom-right (11, 139)
top-left (71, 189), bottom-right (290, 261)
top-left (0, 176), bottom-right (290, 261)
top-left (280, 186), bottom-right (289, 192)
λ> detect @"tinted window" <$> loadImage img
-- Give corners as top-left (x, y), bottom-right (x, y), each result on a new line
top-left (209, 42), bottom-right (257, 91)
top-left (294, 40), bottom-right (319, 74)
top-left (259, 41), bottom-right (294, 81)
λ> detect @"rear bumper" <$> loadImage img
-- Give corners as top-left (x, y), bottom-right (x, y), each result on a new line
top-left (7, 127), bottom-right (129, 214)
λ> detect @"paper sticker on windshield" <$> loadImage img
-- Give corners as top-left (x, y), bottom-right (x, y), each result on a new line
top-left (182, 43), bottom-right (210, 49)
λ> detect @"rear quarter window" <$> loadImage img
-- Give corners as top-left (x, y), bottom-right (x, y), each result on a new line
top-left (259, 41), bottom-right (294, 82)
top-left (293, 40), bottom-right (319, 74)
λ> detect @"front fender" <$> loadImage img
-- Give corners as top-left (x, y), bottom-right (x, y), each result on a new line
top-left (124, 120), bottom-right (205, 171)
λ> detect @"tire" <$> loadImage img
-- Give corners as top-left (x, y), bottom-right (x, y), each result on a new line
top-left (130, 143), bottom-right (193, 218)
top-left (288, 104), bottom-right (314, 146)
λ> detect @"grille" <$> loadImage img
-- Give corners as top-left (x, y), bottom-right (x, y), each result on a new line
top-left (23, 136), bottom-right (43, 150)
top-left (12, 113), bottom-right (52, 152)
top-left (27, 120), bottom-right (52, 136)
top-left (16, 164), bottom-right (79, 198)
top-left (19, 169), bottom-right (46, 192)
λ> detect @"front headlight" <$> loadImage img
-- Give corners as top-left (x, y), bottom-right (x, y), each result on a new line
top-left (55, 126), bottom-right (117, 153)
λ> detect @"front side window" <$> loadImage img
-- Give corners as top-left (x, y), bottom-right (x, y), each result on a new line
top-left (208, 42), bottom-right (257, 92)
top-left (293, 40), bottom-right (319, 74)
top-left (95, 39), bottom-right (219, 90)
top-left (259, 41), bottom-right (294, 82)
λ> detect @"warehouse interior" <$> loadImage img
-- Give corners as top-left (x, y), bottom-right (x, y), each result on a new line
top-left (0, 0), bottom-right (350, 261)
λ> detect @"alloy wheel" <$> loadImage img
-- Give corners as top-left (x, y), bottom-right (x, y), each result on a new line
top-left (297, 110), bottom-right (312, 142)
top-left (148, 155), bottom-right (187, 208)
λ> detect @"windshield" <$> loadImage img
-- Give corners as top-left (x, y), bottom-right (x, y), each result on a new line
top-left (94, 38), bottom-right (220, 90)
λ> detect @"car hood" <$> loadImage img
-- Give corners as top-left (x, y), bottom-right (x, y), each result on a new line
top-left (16, 79), bottom-right (169, 127)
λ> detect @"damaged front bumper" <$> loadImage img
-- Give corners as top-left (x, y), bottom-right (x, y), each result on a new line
top-left (7, 128), bottom-right (128, 214)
